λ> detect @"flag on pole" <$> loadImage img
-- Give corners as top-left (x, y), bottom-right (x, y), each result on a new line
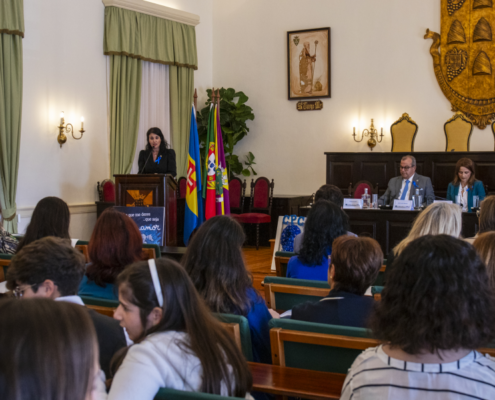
top-left (184, 106), bottom-right (204, 244)
top-left (215, 106), bottom-right (230, 215)
top-left (203, 104), bottom-right (217, 220)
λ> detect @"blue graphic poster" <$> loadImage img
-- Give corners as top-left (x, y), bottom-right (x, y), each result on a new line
top-left (115, 207), bottom-right (165, 246)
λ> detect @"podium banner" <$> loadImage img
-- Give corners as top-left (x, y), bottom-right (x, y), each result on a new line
top-left (115, 206), bottom-right (165, 246)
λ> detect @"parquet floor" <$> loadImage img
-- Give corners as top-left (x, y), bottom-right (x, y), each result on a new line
top-left (243, 246), bottom-right (276, 299)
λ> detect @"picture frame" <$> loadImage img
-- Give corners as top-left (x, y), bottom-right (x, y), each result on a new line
top-left (287, 27), bottom-right (331, 100)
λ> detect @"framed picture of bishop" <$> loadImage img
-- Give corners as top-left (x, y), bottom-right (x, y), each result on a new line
top-left (287, 27), bottom-right (331, 100)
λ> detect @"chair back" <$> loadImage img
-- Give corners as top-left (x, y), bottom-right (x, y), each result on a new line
top-left (98, 179), bottom-right (115, 202)
top-left (214, 313), bottom-right (253, 361)
top-left (444, 112), bottom-right (473, 152)
top-left (249, 177), bottom-right (275, 214)
top-left (80, 295), bottom-right (119, 308)
top-left (228, 177), bottom-right (246, 213)
top-left (75, 241), bottom-right (159, 263)
top-left (263, 276), bottom-right (330, 311)
top-left (373, 265), bottom-right (386, 286)
top-left (154, 388), bottom-right (232, 400)
top-left (274, 251), bottom-right (294, 277)
top-left (390, 113), bottom-right (418, 152)
top-left (348, 180), bottom-right (377, 199)
top-left (0, 254), bottom-right (12, 283)
top-left (269, 318), bottom-right (377, 373)
top-left (371, 285), bottom-right (384, 301)
top-left (178, 177), bottom-right (187, 199)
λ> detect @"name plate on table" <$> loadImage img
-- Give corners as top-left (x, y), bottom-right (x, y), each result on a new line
top-left (343, 199), bottom-right (363, 209)
top-left (393, 200), bottom-right (413, 211)
top-left (434, 200), bottom-right (453, 204)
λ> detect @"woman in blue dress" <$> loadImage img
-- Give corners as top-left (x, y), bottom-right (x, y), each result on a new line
top-left (446, 158), bottom-right (486, 212)
top-left (287, 200), bottom-right (348, 281)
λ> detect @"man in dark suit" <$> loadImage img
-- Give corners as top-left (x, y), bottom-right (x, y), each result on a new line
top-left (6, 236), bottom-right (127, 378)
top-left (380, 155), bottom-right (435, 206)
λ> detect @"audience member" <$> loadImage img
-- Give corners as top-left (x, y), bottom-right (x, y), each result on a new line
top-left (0, 298), bottom-right (106, 400)
top-left (6, 236), bottom-right (127, 377)
top-left (79, 208), bottom-right (144, 300)
top-left (291, 236), bottom-right (382, 327)
top-left (385, 202), bottom-right (461, 281)
top-left (0, 204), bottom-right (17, 254)
top-left (473, 231), bottom-right (495, 291)
top-left (466, 195), bottom-right (495, 243)
top-left (16, 196), bottom-right (72, 253)
top-left (182, 216), bottom-right (272, 364)
top-left (108, 258), bottom-right (253, 399)
top-left (287, 200), bottom-right (347, 281)
top-left (293, 184), bottom-right (355, 253)
top-left (341, 235), bottom-right (495, 399)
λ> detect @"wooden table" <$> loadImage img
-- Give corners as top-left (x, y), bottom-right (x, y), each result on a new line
top-left (249, 362), bottom-right (346, 400)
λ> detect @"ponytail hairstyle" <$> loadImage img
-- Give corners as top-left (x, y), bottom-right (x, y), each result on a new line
top-left (115, 258), bottom-right (252, 397)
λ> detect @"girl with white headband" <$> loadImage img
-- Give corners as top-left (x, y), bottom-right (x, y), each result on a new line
top-left (108, 257), bottom-right (253, 400)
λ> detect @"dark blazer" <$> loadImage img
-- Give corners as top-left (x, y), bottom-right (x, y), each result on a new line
top-left (446, 180), bottom-right (486, 212)
top-left (291, 290), bottom-right (375, 328)
top-left (86, 308), bottom-right (127, 378)
top-left (379, 173), bottom-right (435, 205)
top-left (138, 148), bottom-right (177, 177)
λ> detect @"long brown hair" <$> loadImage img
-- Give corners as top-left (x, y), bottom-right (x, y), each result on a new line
top-left (479, 195), bottom-right (495, 234)
top-left (115, 258), bottom-right (252, 397)
top-left (473, 231), bottom-right (495, 291)
top-left (182, 216), bottom-right (253, 315)
top-left (0, 299), bottom-right (97, 400)
top-left (86, 208), bottom-right (144, 285)
top-left (452, 157), bottom-right (476, 188)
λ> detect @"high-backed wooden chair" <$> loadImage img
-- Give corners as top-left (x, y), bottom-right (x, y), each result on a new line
top-left (390, 113), bottom-right (418, 152)
top-left (228, 177), bottom-right (246, 214)
top-left (97, 179), bottom-right (116, 202)
top-left (444, 112), bottom-right (473, 152)
top-left (214, 313), bottom-right (253, 361)
top-left (348, 180), bottom-right (378, 199)
top-left (232, 177), bottom-right (275, 250)
top-left (269, 319), bottom-right (378, 373)
top-left (177, 177), bottom-right (187, 199)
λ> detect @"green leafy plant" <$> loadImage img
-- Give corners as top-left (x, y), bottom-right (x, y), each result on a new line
top-left (197, 88), bottom-right (257, 178)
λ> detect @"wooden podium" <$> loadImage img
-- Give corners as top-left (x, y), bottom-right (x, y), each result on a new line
top-left (114, 174), bottom-right (178, 246)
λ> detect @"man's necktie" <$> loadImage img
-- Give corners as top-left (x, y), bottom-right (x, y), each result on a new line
top-left (400, 180), bottom-right (410, 200)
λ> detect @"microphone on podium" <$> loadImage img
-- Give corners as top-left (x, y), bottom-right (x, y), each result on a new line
top-left (138, 151), bottom-right (153, 174)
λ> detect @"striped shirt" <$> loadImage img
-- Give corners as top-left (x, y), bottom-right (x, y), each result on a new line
top-left (341, 345), bottom-right (495, 400)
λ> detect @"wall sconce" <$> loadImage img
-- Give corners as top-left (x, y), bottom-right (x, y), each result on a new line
top-left (57, 112), bottom-right (85, 148)
top-left (352, 119), bottom-right (384, 151)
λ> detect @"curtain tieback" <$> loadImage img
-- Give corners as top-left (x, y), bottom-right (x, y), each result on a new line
top-left (1, 207), bottom-right (17, 221)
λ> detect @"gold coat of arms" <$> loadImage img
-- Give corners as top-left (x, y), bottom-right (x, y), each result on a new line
top-left (425, 0), bottom-right (495, 128)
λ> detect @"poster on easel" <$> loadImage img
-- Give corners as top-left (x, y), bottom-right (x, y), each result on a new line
top-left (115, 206), bottom-right (165, 246)
top-left (271, 215), bottom-right (307, 271)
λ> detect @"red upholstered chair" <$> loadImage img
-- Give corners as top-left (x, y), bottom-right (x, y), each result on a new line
top-left (177, 177), bottom-right (187, 199)
top-left (233, 177), bottom-right (274, 250)
top-left (229, 177), bottom-right (246, 215)
top-left (97, 180), bottom-right (115, 202)
top-left (348, 181), bottom-right (378, 199)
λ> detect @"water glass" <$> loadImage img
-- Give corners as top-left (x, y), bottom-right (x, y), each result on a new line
top-left (372, 194), bottom-right (378, 209)
top-left (473, 195), bottom-right (480, 209)
top-left (412, 194), bottom-right (421, 209)
top-left (455, 195), bottom-right (461, 205)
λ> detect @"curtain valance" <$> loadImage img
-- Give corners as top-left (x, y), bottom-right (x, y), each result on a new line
top-left (104, 6), bottom-right (198, 70)
top-left (0, 0), bottom-right (24, 38)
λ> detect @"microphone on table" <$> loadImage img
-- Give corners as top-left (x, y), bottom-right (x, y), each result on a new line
top-left (138, 151), bottom-right (153, 174)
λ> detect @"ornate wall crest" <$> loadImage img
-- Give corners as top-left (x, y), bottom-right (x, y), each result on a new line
top-left (426, 0), bottom-right (495, 128)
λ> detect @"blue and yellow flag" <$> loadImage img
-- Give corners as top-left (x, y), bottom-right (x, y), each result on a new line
top-left (184, 106), bottom-right (204, 244)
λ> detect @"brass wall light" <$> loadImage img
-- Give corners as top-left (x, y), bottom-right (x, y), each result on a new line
top-left (352, 119), bottom-right (384, 151)
top-left (57, 111), bottom-right (85, 148)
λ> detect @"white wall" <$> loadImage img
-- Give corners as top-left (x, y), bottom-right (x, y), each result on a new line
top-left (17, 0), bottom-right (213, 238)
top-left (212, 0), bottom-right (495, 195)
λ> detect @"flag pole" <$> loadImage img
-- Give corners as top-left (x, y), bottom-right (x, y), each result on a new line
top-left (193, 88), bottom-right (198, 111)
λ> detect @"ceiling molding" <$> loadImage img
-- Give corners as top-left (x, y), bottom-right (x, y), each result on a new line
top-left (102, 0), bottom-right (200, 26)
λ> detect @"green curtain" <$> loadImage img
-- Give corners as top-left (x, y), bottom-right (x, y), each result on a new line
top-left (109, 55), bottom-right (142, 178)
top-left (170, 66), bottom-right (194, 178)
top-left (0, 0), bottom-right (23, 233)
top-left (104, 7), bottom-right (198, 70)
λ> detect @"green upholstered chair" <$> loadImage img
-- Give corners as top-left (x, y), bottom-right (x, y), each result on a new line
top-left (274, 251), bottom-right (295, 277)
top-left (0, 254), bottom-right (13, 283)
top-left (372, 265), bottom-right (386, 286)
top-left (143, 243), bottom-right (161, 259)
top-left (214, 313), bottom-right (253, 362)
top-left (269, 318), bottom-right (377, 374)
top-left (263, 276), bottom-right (330, 311)
top-left (371, 286), bottom-right (384, 295)
top-left (154, 388), bottom-right (233, 400)
top-left (80, 295), bottom-right (119, 308)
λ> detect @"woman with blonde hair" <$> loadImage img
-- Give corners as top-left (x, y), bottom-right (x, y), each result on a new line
top-left (473, 231), bottom-right (495, 292)
top-left (384, 202), bottom-right (462, 281)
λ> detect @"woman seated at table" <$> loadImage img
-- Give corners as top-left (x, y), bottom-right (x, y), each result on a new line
top-left (385, 202), bottom-right (461, 281)
top-left (446, 157), bottom-right (485, 212)
top-left (287, 200), bottom-right (347, 281)
top-left (341, 235), bottom-right (495, 399)
top-left (291, 235), bottom-right (382, 327)
top-left (79, 208), bottom-right (144, 300)
top-left (138, 127), bottom-right (176, 177)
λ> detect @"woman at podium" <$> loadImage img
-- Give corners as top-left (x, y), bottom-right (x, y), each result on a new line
top-left (446, 158), bottom-right (485, 212)
top-left (138, 127), bottom-right (177, 177)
